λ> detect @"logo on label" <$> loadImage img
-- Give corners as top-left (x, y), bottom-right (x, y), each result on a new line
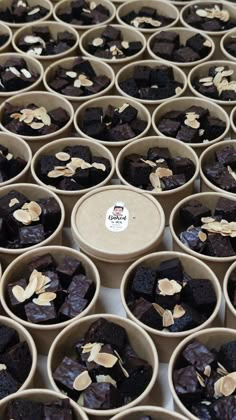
top-left (105, 201), bottom-right (129, 232)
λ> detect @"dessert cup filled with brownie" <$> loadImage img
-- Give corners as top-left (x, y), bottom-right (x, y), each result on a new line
top-left (74, 96), bottom-right (151, 157)
top-left (169, 192), bottom-right (236, 282)
top-left (116, 136), bottom-right (199, 224)
top-left (200, 140), bottom-right (236, 195)
top-left (44, 56), bottom-right (115, 110)
top-left (223, 262), bottom-right (236, 329)
top-left (47, 314), bottom-right (159, 417)
top-left (0, 91), bottom-right (74, 153)
top-left (168, 327), bottom-right (236, 420)
top-left (13, 21), bottom-right (79, 70)
top-left (0, 0), bottom-right (52, 30)
top-left (221, 28), bottom-right (236, 63)
top-left (111, 405), bottom-right (195, 419)
top-left (0, 132), bottom-right (32, 187)
top-left (116, 0), bottom-right (179, 38)
top-left (152, 96), bottom-right (230, 156)
top-left (79, 25), bottom-right (146, 73)
top-left (0, 22), bottom-right (12, 53)
top-left (0, 245), bottom-right (100, 354)
top-left (0, 388), bottom-right (89, 419)
top-left (31, 137), bottom-right (115, 226)
top-left (121, 251), bottom-right (221, 362)
top-left (147, 28), bottom-right (215, 72)
top-left (71, 185), bottom-right (165, 288)
top-left (115, 60), bottom-right (187, 114)
top-left (0, 183), bottom-right (65, 268)
top-left (0, 315), bottom-right (37, 399)
top-left (53, 0), bottom-right (116, 35)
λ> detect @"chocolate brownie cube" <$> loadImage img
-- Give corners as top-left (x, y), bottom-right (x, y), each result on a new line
top-left (140, 6), bottom-right (156, 17)
top-left (49, 108), bottom-right (69, 126)
top-left (182, 340), bottom-right (216, 373)
top-left (130, 119), bottom-right (147, 136)
top-left (53, 356), bottom-right (86, 399)
top-left (169, 303), bottom-right (203, 332)
top-left (204, 117), bottom-right (226, 140)
top-left (191, 402), bottom-right (212, 419)
top-left (43, 270), bottom-right (63, 296)
top-left (0, 191), bottom-right (28, 217)
top-left (0, 341), bottom-right (31, 383)
top-left (123, 157), bottom-right (152, 186)
top-left (36, 155), bottom-right (62, 182)
top-left (27, 253), bottom-right (55, 273)
top-left (182, 279), bottom-right (216, 314)
top-left (162, 174), bottom-right (186, 190)
top-left (84, 318), bottom-right (127, 353)
top-left (73, 57), bottom-right (96, 79)
top-left (83, 107), bottom-right (103, 125)
top-left (180, 227), bottom-right (207, 254)
top-left (5, 399), bottom-right (43, 420)
top-left (68, 274), bottom-right (95, 300)
top-left (119, 365), bottom-right (152, 399)
top-left (90, 156), bottom-right (110, 185)
top-left (211, 395), bottom-right (236, 420)
top-left (197, 82), bottom-right (218, 99)
top-left (133, 66), bottom-right (151, 87)
top-left (152, 42), bottom-right (175, 60)
top-left (205, 234), bottom-right (235, 257)
top-left (37, 197), bottom-right (61, 230)
top-left (173, 365), bottom-right (202, 404)
top-left (43, 398), bottom-right (73, 418)
top-left (0, 370), bottom-right (19, 399)
top-left (25, 301), bottom-right (57, 324)
top-left (102, 25), bottom-right (120, 42)
top-left (169, 157), bottom-right (195, 181)
top-left (158, 119), bottom-right (181, 138)
top-left (180, 199), bottom-right (211, 227)
top-left (186, 33), bottom-right (211, 58)
top-left (0, 324), bottom-right (19, 354)
top-left (83, 383), bottom-right (122, 409)
top-left (59, 293), bottom-right (88, 320)
top-left (176, 126), bottom-right (199, 143)
top-left (147, 147), bottom-right (171, 162)
top-left (201, 20), bottom-right (222, 32)
top-left (119, 78), bottom-right (139, 98)
top-left (123, 344), bottom-right (150, 374)
top-left (131, 266), bottom-right (157, 301)
top-left (216, 145), bottom-right (236, 169)
top-left (151, 66), bottom-right (173, 87)
top-left (119, 105), bottom-right (138, 123)
top-left (63, 145), bottom-right (92, 162)
top-left (218, 341), bottom-right (236, 372)
top-left (19, 224), bottom-right (45, 246)
top-left (131, 297), bottom-right (162, 330)
top-left (214, 197), bottom-right (236, 222)
top-left (56, 256), bottom-right (84, 288)
top-left (155, 30), bottom-right (179, 46)
top-left (109, 123), bottom-right (135, 141)
top-left (7, 278), bottom-right (27, 317)
top-left (158, 258), bottom-right (183, 282)
top-left (173, 47), bottom-right (200, 63)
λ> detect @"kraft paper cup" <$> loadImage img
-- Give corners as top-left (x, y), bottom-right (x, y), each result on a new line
top-left (0, 183), bottom-right (65, 268)
top-left (121, 251), bottom-right (221, 363)
top-left (80, 25), bottom-right (146, 74)
top-left (223, 261), bottom-right (236, 329)
top-left (221, 28), bottom-right (236, 62)
top-left (0, 91), bottom-right (74, 154)
top-left (31, 137), bottom-right (115, 226)
top-left (0, 22), bottom-right (12, 53)
top-left (53, 0), bottom-right (116, 35)
top-left (0, 246), bottom-right (100, 355)
top-left (0, 0), bottom-right (52, 30)
top-left (152, 96), bottom-right (230, 156)
top-left (116, 136), bottom-right (199, 224)
top-left (111, 406), bottom-right (188, 420)
top-left (0, 315), bottom-right (37, 394)
top-left (74, 95), bottom-right (151, 158)
top-left (47, 314), bottom-right (159, 419)
top-left (13, 21), bottom-right (79, 70)
top-left (0, 132), bottom-right (32, 187)
top-left (0, 389), bottom-right (89, 419)
top-left (230, 105), bottom-right (236, 136)
top-left (168, 327), bottom-right (236, 420)
top-left (115, 60), bottom-right (187, 114)
top-left (200, 139), bottom-right (236, 195)
top-left (44, 56), bottom-right (115, 110)
top-left (169, 191), bottom-right (236, 283)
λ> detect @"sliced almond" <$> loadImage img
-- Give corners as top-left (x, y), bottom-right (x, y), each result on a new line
top-left (198, 231), bottom-right (207, 242)
top-left (140, 158), bottom-right (157, 168)
top-left (24, 276), bottom-right (38, 299)
top-left (32, 297), bottom-right (51, 306)
top-left (197, 372), bottom-right (205, 387)
top-left (30, 122), bottom-right (44, 130)
top-left (118, 103), bottom-right (129, 113)
top-left (77, 392), bottom-right (84, 406)
top-left (222, 69), bottom-right (234, 78)
top-left (88, 343), bottom-right (102, 362)
top-left (56, 152), bottom-right (70, 161)
top-left (217, 362), bottom-right (228, 376)
top-left (92, 37), bottom-right (103, 47)
top-left (66, 71), bottom-right (77, 79)
top-left (158, 278), bottom-right (182, 296)
top-left (152, 302), bottom-right (165, 316)
top-left (13, 209), bottom-right (32, 225)
top-left (90, 1), bottom-right (96, 9)
top-left (118, 360), bottom-right (129, 377)
top-left (0, 364), bottom-right (7, 371)
top-left (73, 370), bottom-right (92, 391)
top-left (38, 292), bottom-right (56, 303)
top-left (149, 172), bottom-right (161, 191)
top-left (121, 41), bottom-right (129, 49)
top-left (196, 9), bottom-right (208, 17)
top-left (213, 71), bottom-right (222, 86)
top-left (199, 76), bottom-right (213, 83)
top-left (175, 86), bottom-right (182, 95)
top-left (48, 169), bottom-right (65, 178)
top-left (6, 153), bottom-right (13, 160)
top-left (92, 162), bottom-right (106, 171)
top-left (96, 374), bottom-right (117, 387)
top-left (94, 352), bottom-right (118, 368)
top-left (215, 66), bottom-right (225, 73)
top-left (9, 198), bottom-right (20, 207)
top-left (24, 201), bottom-right (42, 218)
top-left (40, 113), bottom-right (51, 126)
top-left (214, 374), bottom-right (236, 397)
top-left (156, 167), bottom-right (173, 178)
top-left (173, 304), bottom-right (186, 319)
top-left (203, 40), bottom-right (212, 48)
top-left (12, 285), bottom-right (26, 303)
top-left (162, 310), bottom-right (174, 327)
top-left (204, 365), bottom-right (211, 377)
top-left (201, 217), bottom-right (215, 223)
top-left (184, 118), bottom-right (200, 129)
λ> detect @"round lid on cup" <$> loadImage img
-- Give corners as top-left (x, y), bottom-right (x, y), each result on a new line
top-left (72, 186), bottom-right (165, 262)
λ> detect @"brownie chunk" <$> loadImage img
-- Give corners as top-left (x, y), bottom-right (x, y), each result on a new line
top-left (53, 357), bottom-right (86, 399)
top-left (131, 266), bottom-right (157, 301)
top-left (85, 318), bottom-right (127, 353)
top-left (0, 324), bottom-right (19, 354)
top-left (5, 399), bottom-right (43, 420)
top-left (182, 340), bottom-right (216, 373)
top-left (131, 297), bottom-right (163, 330)
top-left (173, 365), bottom-right (202, 404)
top-left (180, 200), bottom-right (211, 227)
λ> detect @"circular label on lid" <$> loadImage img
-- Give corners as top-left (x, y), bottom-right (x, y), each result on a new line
top-left (105, 201), bottom-right (129, 232)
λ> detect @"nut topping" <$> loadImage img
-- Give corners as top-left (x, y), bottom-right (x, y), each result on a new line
top-left (12, 285), bottom-right (26, 303)
top-left (73, 370), bottom-right (92, 391)
top-left (152, 302), bottom-right (165, 316)
top-left (0, 364), bottom-right (7, 371)
top-left (198, 231), bottom-right (207, 242)
top-left (87, 343), bottom-right (103, 362)
top-left (214, 372), bottom-right (236, 398)
top-left (158, 278), bottom-right (182, 296)
top-left (55, 152), bottom-right (70, 161)
top-left (9, 198), bottom-right (20, 207)
top-left (162, 309), bottom-right (174, 327)
top-left (96, 374), bottom-right (117, 387)
top-left (173, 304), bottom-right (186, 319)
top-left (94, 352), bottom-right (118, 368)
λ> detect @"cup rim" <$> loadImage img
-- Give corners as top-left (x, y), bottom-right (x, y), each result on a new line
top-left (169, 191), bottom-right (236, 262)
top-left (43, 56), bottom-right (115, 102)
top-left (147, 27), bottom-right (215, 68)
top-left (0, 245), bottom-right (101, 331)
top-left (223, 260), bottom-right (236, 318)
top-left (0, 0), bottom-right (53, 28)
top-left (116, 136), bottom-right (200, 197)
top-left (230, 105), bottom-right (236, 133)
top-left (79, 24), bottom-right (146, 64)
top-left (30, 137), bottom-right (115, 196)
top-left (0, 22), bottom-right (12, 53)
top-left (47, 313), bottom-right (159, 417)
top-left (110, 405), bottom-right (187, 420)
top-left (220, 28), bottom-right (236, 62)
top-left (74, 95), bottom-right (151, 147)
top-left (115, 59), bottom-right (187, 105)
top-left (152, 96), bottom-right (230, 149)
top-left (12, 21), bottom-right (79, 61)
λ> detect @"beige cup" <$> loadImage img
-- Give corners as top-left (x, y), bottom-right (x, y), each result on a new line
top-left (47, 313), bottom-right (159, 419)
top-left (115, 60), bottom-right (187, 114)
top-left (168, 327), bottom-right (236, 420)
top-left (0, 315), bottom-right (37, 393)
top-left (200, 139), bottom-right (236, 195)
top-left (43, 56), bottom-right (115, 110)
top-left (0, 22), bottom-right (12, 53)
top-left (31, 137), bottom-right (115, 226)
top-left (188, 60), bottom-right (236, 114)
top-left (71, 185), bottom-right (165, 288)
top-left (169, 191), bottom-right (236, 282)
top-left (53, 0), bottom-right (116, 36)
top-left (13, 21), bottom-right (79, 70)
top-left (147, 27), bottom-right (215, 74)
top-left (0, 91), bottom-right (74, 154)
top-left (0, 245), bottom-right (100, 354)
top-left (74, 95), bottom-right (151, 157)
top-left (0, 183), bottom-right (65, 268)
top-left (0, 389), bottom-right (89, 419)
top-left (0, 0), bottom-right (52, 30)
top-left (221, 28), bottom-right (236, 62)
top-left (116, 136), bottom-right (199, 224)
top-left (223, 261), bottom-right (236, 328)
top-left (230, 105), bottom-right (236, 136)
top-left (79, 25), bottom-right (146, 73)
top-left (152, 96), bottom-right (230, 157)
top-left (111, 406), bottom-right (188, 420)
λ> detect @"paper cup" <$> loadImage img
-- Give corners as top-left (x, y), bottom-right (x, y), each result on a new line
top-left (0, 389), bottom-right (89, 419)
top-left (79, 25), bottom-right (146, 73)
top-left (0, 91), bottom-right (74, 154)
top-left (31, 137), bottom-right (115, 226)
top-left (0, 245), bottom-right (100, 354)
top-left (71, 185), bottom-right (165, 288)
top-left (0, 22), bottom-right (12, 53)
top-left (221, 28), bottom-right (236, 62)
top-left (152, 96), bottom-right (230, 156)
top-left (74, 95), bottom-right (151, 157)
top-left (115, 60), bottom-right (187, 114)
top-left (0, 183), bottom-right (65, 268)
top-left (168, 327), bottom-right (236, 420)
top-left (169, 191), bottom-right (236, 282)
top-left (0, 0), bottom-right (52, 30)
top-left (223, 261), bottom-right (236, 328)
top-left (200, 139), bottom-right (236, 195)
top-left (0, 315), bottom-right (37, 394)
top-left (230, 105), bottom-right (236, 136)
top-left (43, 56), bottom-right (115, 110)
top-left (116, 136), bottom-right (199, 224)
top-left (111, 406), bottom-right (188, 420)
top-left (13, 21), bottom-right (79, 70)
top-left (47, 313), bottom-right (159, 419)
